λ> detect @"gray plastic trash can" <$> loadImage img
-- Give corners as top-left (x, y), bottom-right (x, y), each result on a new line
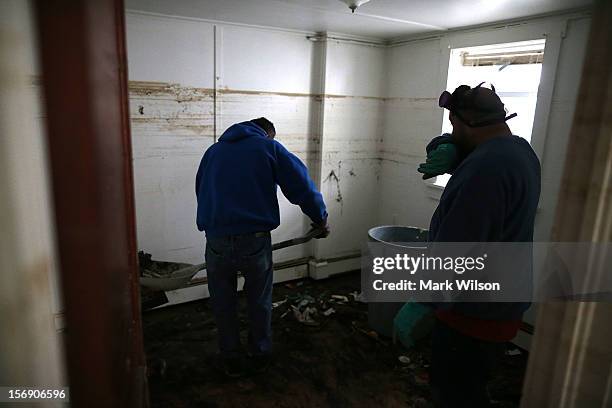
top-left (367, 226), bottom-right (428, 337)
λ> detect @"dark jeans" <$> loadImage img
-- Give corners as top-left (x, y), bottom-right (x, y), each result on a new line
top-left (205, 232), bottom-right (273, 358)
top-left (430, 320), bottom-right (505, 408)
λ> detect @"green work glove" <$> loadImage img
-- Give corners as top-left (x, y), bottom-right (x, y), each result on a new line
top-left (417, 143), bottom-right (458, 180)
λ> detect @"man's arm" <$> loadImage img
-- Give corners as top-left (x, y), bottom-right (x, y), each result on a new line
top-left (273, 142), bottom-right (328, 227)
top-left (194, 150), bottom-right (209, 231)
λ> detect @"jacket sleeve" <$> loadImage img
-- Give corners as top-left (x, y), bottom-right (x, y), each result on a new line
top-left (194, 151), bottom-right (208, 231)
top-left (195, 149), bottom-right (208, 195)
top-left (273, 141), bottom-right (328, 224)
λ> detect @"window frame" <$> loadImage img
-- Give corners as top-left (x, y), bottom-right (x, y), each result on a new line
top-left (425, 20), bottom-right (566, 193)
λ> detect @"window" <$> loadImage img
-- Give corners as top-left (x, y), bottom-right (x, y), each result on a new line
top-left (435, 39), bottom-right (546, 187)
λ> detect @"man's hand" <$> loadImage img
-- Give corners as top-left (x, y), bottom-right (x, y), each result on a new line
top-left (310, 221), bottom-right (330, 239)
top-left (417, 142), bottom-right (458, 180)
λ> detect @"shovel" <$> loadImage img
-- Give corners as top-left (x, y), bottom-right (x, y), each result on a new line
top-left (140, 226), bottom-right (324, 291)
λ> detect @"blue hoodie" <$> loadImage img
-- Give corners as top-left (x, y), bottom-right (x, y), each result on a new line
top-left (196, 121), bottom-right (327, 238)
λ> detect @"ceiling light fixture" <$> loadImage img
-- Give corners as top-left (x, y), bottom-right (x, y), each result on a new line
top-left (339, 0), bottom-right (371, 13)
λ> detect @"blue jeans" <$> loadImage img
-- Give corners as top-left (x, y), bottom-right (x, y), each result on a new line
top-left (205, 232), bottom-right (273, 357)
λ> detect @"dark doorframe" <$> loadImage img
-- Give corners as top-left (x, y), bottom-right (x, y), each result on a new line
top-left (34, 1), bottom-right (146, 406)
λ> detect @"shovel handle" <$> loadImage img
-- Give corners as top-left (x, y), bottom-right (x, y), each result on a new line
top-left (271, 228), bottom-right (320, 251)
top-left (145, 229), bottom-right (321, 289)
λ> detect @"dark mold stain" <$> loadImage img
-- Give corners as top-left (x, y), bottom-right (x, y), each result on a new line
top-left (324, 161), bottom-right (344, 213)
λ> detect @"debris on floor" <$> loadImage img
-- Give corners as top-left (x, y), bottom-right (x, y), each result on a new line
top-left (322, 307), bottom-right (336, 316)
top-left (398, 355), bottom-right (411, 364)
top-left (138, 250), bottom-right (192, 278)
top-left (142, 272), bottom-right (528, 408)
top-left (291, 305), bottom-right (319, 326)
top-left (271, 299), bottom-right (287, 309)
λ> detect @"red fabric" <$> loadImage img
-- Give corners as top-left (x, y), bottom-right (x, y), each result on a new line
top-left (436, 310), bottom-right (522, 342)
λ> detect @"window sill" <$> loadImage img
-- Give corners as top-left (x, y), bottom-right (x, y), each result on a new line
top-left (425, 180), bottom-right (444, 201)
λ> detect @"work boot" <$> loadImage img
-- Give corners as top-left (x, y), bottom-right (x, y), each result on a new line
top-left (248, 353), bottom-right (273, 374)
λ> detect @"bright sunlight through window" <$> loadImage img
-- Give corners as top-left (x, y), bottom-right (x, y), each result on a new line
top-left (435, 39), bottom-right (546, 187)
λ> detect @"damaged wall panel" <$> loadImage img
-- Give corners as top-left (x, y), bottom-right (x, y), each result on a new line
top-left (126, 13), bottom-right (216, 264)
top-left (378, 96), bottom-right (443, 229)
top-left (317, 96), bottom-right (384, 259)
top-left (378, 38), bottom-right (445, 230)
top-left (129, 82), bottom-right (214, 264)
top-left (315, 41), bottom-right (386, 260)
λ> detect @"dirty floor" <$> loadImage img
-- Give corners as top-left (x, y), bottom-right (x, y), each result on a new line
top-left (143, 272), bottom-right (527, 408)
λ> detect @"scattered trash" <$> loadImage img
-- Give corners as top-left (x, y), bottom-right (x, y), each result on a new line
top-left (411, 397), bottom-right (428, 407)
top-left (292, 305), bottom-right (319, 326)
top-left (322, 307), bottom-right (336, 316)
top-left (138, 251), bottom-right (192, 278)
top-left (272, 299), bottom-right (287, 308)
top-left (296, 281), bottom-right (304, 287)
top-left (398, 355), bottom-right (411, 364)
top-left (142, 272), bottom-right (527, 406)
top-left (331, 295), bottom-right (349, 302)
top-left (350, 291), bottom-right (367, 303)
top-left (506, 348), bottom-right (521, 356)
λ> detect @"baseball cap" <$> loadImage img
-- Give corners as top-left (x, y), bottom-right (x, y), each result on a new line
top-left (438, 82), bottom-right (517, 127)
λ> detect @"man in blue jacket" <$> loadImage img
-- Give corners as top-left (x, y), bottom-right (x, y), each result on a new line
top-left (418, 84), bottom-right (540, 407)
top-left (196, 117), bottom-right (329, 377)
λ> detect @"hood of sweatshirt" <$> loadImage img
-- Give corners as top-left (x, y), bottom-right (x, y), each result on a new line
top-left (218, 121), bottom-right (269, 143)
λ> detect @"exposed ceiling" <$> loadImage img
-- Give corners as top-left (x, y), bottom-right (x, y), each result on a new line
top-left (125, 0), bottom-right (593, 40)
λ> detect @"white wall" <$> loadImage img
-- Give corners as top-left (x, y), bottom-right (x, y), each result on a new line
top-left (316, 40), bottom-right (386, 259)
top-left (126, 13), bottom-right (215, 265)
top-left (380, 38), bottom-right (446, 229)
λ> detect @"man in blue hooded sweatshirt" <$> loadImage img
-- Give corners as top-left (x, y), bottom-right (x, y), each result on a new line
top-left (196, 117), bottom-right (328, 377)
